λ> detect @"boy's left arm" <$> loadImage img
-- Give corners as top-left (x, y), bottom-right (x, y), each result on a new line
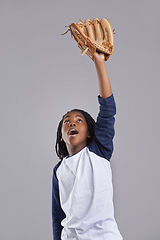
top-left (88, 52), bottom-right (116, 161)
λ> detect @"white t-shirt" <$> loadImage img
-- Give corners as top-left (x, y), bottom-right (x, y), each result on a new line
top-left (57, 146), bottom-right (123, 240)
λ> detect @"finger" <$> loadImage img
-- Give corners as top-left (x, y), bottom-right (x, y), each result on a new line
top-left (85, 19), bottom-right (95, 42)
top-left (92, 18), bottom-right (103, 42)
top-left (101, 18), bottom-right (114, 45)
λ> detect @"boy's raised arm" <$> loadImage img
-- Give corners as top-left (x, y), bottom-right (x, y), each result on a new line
top-left (88, 52), bottom-right (116, 161)
top-left (93, 52), bottom-right (112, 99)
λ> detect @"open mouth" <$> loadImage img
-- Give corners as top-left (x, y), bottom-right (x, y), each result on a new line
top-left (68, 128), bottom-right (78, 136)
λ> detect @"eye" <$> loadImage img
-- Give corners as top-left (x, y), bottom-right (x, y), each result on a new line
top-left (63, 119), bottom-right (69, 124)
top-left (77, 118), bottom-right (83, 122)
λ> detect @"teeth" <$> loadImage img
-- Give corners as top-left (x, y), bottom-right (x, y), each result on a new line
top-left (70, 129), bottom-right (76, 132)
top-left (69, 128), bottom-right (78, 135)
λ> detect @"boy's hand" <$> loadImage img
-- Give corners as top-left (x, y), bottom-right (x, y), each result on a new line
top-left (93, 52), bottom-right (105, 63)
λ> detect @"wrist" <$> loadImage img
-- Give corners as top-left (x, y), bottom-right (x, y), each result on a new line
top-left (93, 52), bottom-right (105, 64)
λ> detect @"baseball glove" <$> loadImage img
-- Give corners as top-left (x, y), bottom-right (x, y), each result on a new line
top-left (62, 18), bottom-right (115, 61)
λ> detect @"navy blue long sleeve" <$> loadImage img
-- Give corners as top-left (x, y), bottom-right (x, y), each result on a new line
top-left (89, 94), bottom-right (116, 161)
top-left (52, 162), bottom-right (66, 240)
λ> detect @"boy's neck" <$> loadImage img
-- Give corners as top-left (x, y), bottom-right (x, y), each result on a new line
top-left (67, 143), bottom-right (87, 157)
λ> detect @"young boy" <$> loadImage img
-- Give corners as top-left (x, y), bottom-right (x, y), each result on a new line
top-left (52, 52), bottom-right (123, 240)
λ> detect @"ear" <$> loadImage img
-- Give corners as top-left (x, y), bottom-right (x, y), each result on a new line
top-left (87, 131), bottom-right (91, 139)
top-left (61, 138), bottom-right (63, 141)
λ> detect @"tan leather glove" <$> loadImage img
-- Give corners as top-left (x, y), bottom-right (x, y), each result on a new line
top-left (62, 18), bottom-right (115, 61)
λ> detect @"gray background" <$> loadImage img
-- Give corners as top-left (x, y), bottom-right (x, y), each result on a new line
top-left (0, 0), bottom-right (160, 239)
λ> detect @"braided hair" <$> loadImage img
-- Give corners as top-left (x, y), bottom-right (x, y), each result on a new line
top-left (55, 109), bottom-right (95, 160)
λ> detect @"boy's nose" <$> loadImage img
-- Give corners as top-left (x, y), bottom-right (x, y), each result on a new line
top-left (69, 123), bottom-right (76, 127)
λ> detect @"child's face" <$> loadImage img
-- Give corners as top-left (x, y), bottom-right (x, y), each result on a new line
top-left (61, 111), bottom-right (90, 153)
